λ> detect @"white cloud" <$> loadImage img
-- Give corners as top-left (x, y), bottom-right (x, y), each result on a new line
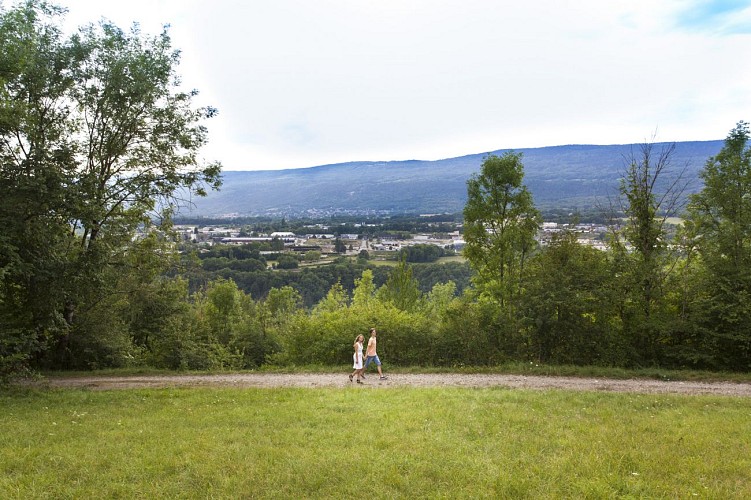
top-left (49, 0), bottom-right (751, 169)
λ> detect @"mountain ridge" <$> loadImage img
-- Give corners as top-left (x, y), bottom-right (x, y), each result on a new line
top-left (184, 141), bottom-right (724, 217)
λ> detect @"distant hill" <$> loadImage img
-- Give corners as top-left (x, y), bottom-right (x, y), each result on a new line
top-left (183, 141), bottom-right (724, 217)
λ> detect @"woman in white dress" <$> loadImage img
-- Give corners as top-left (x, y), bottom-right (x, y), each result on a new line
top-left (349, 334), bottom-right (365, 384)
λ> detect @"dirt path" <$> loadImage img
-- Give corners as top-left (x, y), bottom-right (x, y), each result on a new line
top-left (28, 373), bottom-right (751, 397)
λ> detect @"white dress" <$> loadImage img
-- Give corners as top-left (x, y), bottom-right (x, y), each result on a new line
top-left (353, 342), bottom-right (363, 369)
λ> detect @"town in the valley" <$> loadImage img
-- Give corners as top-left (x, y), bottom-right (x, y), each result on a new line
top-left (170, 218), bottom-right (611, 266)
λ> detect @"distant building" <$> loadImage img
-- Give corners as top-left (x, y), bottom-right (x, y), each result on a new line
top-left (270, 232), bottom-right (296, 239)
top-left (221, 233), bottom-right (297, 246)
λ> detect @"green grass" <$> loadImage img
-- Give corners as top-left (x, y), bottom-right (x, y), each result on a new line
top-left (367, 258), bottom-right (399, 267)
top-left (365, 255), bottom-right (467, 267)
top-left (436, 255), bottom-right (467, 263)
top-left (1, 386), bottom-right (750, 498)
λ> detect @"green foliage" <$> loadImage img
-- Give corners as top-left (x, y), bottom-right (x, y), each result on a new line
top-left (616, 141), bottom-right (685, 363)
top-left (424, 281), bottom-right (457, 318)
top-left (410, 261), bottom-right (472, 294)
top-left (275, 268), bottom-right (462, 367)
top-left (333, 238), bottom-right (347, 253)
top-left (303, 250), bottom-right (322, 262)
top-left (0, 0), bottom-right (77, 376)
top-left (185, 253), bottom-right (469, 310)
top-left (148, 306), bottom-right (240, 370)
top-left (521, 232), bottom-right (626, 365)
top-left (0, 1), bottom-right (220, 373)
top-left (398, 243), bottom-right (445, 263)
top-left (376, 257), bottom-right (422, 311)
top-left (352, 269), bottom-right (377, 310)
top-left (278, 312), bottom-right (365, 366)
top-left (2, 26), bottom-right (751, 384)
top-left (463, 152), bottom-right (541, 306)
top-left (275, 254), bottom-right (299, 269)
top-left (313, 281), bottom-right (349, 314)
top-left (57, 298), bottom-right (143, 371)
top-left (264, 286), bottom-right (302, 320)
top-left (685, 121), bottom-right (751, 369)
top-left (435, 294), bottom-right (508, 365)
top-left (145, 278), bottom-right (279, 370)
top-left (125, 276), bottom-right (191, 350)
top-left (201, 257), bottom-right (266, 272)
top-left (659, 254), bottom-right (717, 369)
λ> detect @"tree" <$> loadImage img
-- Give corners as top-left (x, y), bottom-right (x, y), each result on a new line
top-left (334, 238), bottom-right (347, 254)
top-left (0, 1), bottom-right (221, 373)
top-left (0, 1), bottom-right (81, 374)
top-left (205, 279), bottom-right (244, 344)
top-left (463, 152), bottom-right (540, 307)
top-left (522, 231), bottom-right (623, 365)
top-left (270, 237), bottom-right (285, 251)
top-left (376, 257), bottom-right (421, 312)
top-left (303, 250), bottom-right (321, 262)
top-left (399, 244), bottom-right (444, 263)
top-left (275, 255), bottom-right (299, 269)
top-left (685, 121), bottom-right (751, 369)
top-left (352, 269), bottom-right (376, 310)
top-left (424, 281), bottom-right (457, 318)
top-left (313, 281), bottom-right (350, 314)
top-left (613, 139), bottom-right (688, 363)
top-left (264, 286), bottom-right (302, 322)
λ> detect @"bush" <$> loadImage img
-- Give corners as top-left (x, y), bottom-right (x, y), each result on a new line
top-left (276, 255), bottom-right (299, 269)
top-left (54, 303), bottom-right (143, 370)
top-left (148, 313), bottom-right (242, 370)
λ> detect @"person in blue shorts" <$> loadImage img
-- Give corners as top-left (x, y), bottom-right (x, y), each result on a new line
top-left (363, 327), bottom-right (387, 380)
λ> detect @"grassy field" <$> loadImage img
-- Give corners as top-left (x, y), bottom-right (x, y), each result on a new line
top-left (2, 385), bottom-right (750, 498)
top-left (367, 255), bottom-right (466, 267)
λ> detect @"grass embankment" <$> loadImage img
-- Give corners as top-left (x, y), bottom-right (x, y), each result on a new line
top-left (1, 386), bottom-right (750, 498)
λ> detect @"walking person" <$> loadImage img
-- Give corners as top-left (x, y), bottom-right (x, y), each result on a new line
top-left (364, 327), bottom-right (388, 380)
top-left (350, 334), bottom-right (365, 384)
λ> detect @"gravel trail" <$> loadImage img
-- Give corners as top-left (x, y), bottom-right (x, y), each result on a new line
top-left (28, 373), bottom-right (751, 397)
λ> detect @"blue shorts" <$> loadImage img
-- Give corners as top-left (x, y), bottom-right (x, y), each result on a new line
top-left (364, 355), bottom-right (381, 368)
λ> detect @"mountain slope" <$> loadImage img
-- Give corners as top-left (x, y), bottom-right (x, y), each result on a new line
top-left (185, 141), bottom-right (723, 217)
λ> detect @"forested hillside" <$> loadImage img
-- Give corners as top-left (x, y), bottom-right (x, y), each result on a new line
top-left (187, 141), bottom-right (723, 217)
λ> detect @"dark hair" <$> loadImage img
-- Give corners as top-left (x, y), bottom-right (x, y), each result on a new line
top-left (369, 328), bottom-right (376, 334)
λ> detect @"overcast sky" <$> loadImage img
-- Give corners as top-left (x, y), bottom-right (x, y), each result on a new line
top-left (55, 0), bottom-right (751, 171)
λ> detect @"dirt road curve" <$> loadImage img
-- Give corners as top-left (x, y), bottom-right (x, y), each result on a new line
top-left (29, 373), bottom-right (751, 397)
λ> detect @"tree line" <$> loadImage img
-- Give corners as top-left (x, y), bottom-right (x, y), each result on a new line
top-left (184, 248), bottom-right (472, 309)
top-left (461, 125), bottom-right (751, 371)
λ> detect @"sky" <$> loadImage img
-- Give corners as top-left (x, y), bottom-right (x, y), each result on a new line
top-left (52, 0), bottom-right (751, 171)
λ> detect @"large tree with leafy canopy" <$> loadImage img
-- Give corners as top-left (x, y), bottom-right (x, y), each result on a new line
top-left (463, 152), bottom-right (540, 308)
top-left (685, 121), bottom-right (751, 369)
top-left (0, 1), bottom-right (221, 373)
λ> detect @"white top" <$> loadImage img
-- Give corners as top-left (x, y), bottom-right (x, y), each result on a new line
top-left (353, 342), bottom-right (363, 369)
